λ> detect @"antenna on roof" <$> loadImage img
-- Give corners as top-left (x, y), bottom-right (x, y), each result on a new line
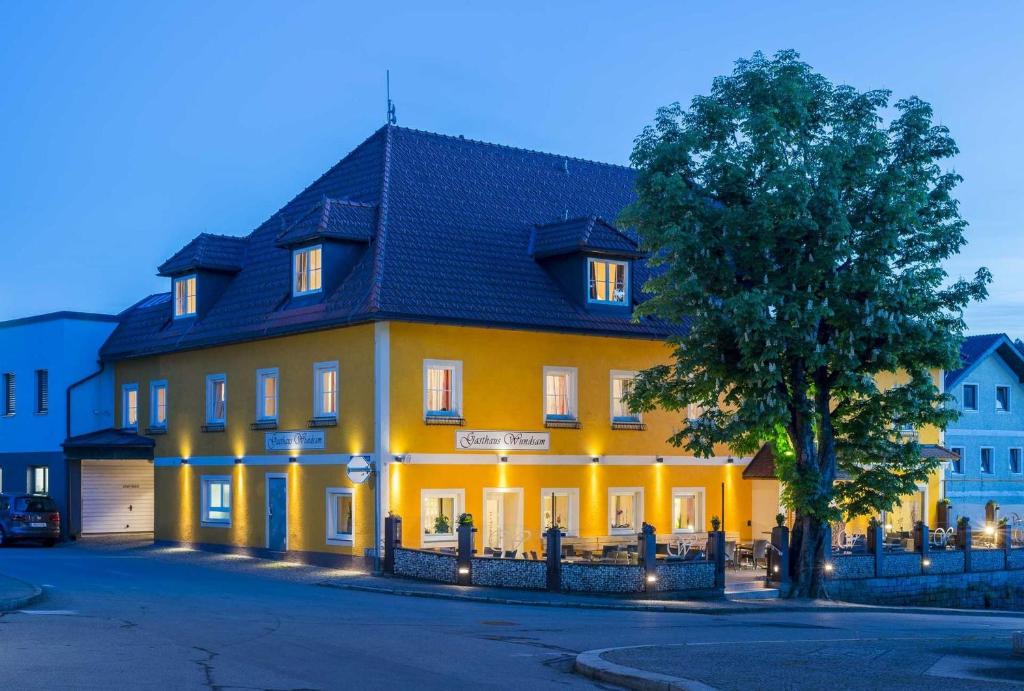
top-left (386, 70), bottom-right (397, 125)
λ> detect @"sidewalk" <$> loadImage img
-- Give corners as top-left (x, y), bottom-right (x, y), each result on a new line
top-left (0, 572), bottom-right (43, 612)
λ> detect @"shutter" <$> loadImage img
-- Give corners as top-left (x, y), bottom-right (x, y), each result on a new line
top-left (36, 369), bottom-right (48, 414)
top-left (3, 373), bottom-right (13, 416)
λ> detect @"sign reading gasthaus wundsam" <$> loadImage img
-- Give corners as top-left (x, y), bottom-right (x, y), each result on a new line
top-left (265, 430), bottom-right (326, 451)
top-left (455, 430), bottom-right (550, 451)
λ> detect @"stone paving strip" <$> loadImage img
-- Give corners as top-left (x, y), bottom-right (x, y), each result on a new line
top-left (0, 572), bottom-right (44, 612)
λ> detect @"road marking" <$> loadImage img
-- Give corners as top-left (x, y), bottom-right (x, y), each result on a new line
top-left (16, 610), bottom-right (78, 616)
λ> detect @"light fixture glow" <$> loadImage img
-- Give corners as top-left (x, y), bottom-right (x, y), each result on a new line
top-left (984, 525), bottom-right (995, 536)
top-left (824, 562), bottom-right (834, 573)
top-left (458, 567), bottom-right (470, 575)
top-left (922, 558), bottom-right (931, 567)
top-left (773, 565), bottom-right (779, 573)
top-left (646, 574), bottom-right (657, 583)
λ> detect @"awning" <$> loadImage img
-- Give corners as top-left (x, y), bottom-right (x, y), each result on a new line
top-left (62, 428), bottom-right (155, 461)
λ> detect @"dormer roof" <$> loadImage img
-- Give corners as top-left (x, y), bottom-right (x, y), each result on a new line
top-left (274, 197), bottom-right (377, 248)
top-left (157, 233), bottom-right (248, 277)
top-left (530, 216), bottom-right (643, 259)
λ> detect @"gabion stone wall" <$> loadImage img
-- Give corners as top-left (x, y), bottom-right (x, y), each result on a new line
top-left (394, 548), bottom-right (457, 584)
top-left (470, 558), bottom-right (546, 590)
top-left (830, 555), bottom-right (875, 579)
top-left (972, 548), bottom-right (1006, 572)
top-left (651, 561), bottom-right (715, 592)
top-left (1009, 548), bottom-right (1024, 570)
top-left (828, 569), bottom-right (1024, 609)
top-left (561, 563), bottom-right (645, 593)
top-left (928, 550), bottom-right (965, 574)
top-left (880, 553), bottom-right (921, 577)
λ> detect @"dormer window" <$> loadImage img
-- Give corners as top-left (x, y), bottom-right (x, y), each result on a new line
top-left (173, 275), bottom-right (197, 318)
top-left (587, 258), bottom-right (628, 305)
top-left (293, 245), bottom-right (323, 296)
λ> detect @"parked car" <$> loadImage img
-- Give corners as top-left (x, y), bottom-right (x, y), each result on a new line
top-left (0, 494), bottom-right (60, 546)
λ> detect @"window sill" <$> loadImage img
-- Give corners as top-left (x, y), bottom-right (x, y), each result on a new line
top-left (145, 427), bottom-right (168, 435)
top-left (545, 418), bottom-right (581, 429)
top-left (308, 417), bottom-right (337, 428)
top-left (326, 537), bottom-right (354, 546)
top-left (423, 536), bottom-right (456, 544)
top-left (33, 411), bottom-right (48, 416)
top-left (121, 426), bottom-right (140, 433)
top-left (201, 424), bottom-right (226, 433)
top-left (610, 528), bottom-right (637, 536)
top-left (425, 415), bottom-right (465, 426)
top-left (200, 521), bottom-right (231, 528)
top-left (611, 421), bottom-right (646, 431)
top-left (251, 421), bottom-right (278, 431)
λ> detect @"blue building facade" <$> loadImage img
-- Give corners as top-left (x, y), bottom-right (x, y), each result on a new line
top-left (944, 334), bottom-right (1024, 526)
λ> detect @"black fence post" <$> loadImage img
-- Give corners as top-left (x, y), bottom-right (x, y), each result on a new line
top-left (958, 517), bottom-right (972, 572)
top-left (769, 525), bottom-right (789, 585)
top-left (640, 523), bottom-right (657, 590)
top-left (707, 530), bottom-right (726, 590)
top-left (383, 514), bottom-right (402, 574)
top-left (1001, 523), bottom-right (1013, 564)
top-left (545, 528), bottom-right (563, 592)
top-left (868, 522), bottom-right (884, 577)
top-left (456, 520), bottom-right (475, 585)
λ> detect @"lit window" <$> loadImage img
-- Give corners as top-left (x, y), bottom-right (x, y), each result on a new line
top-left (997, 386), bottom-right (1011, 412)
top-left (3, 372), bottom-right (14, 416)
top-left (326, 488), bottom-right (354, 543)
top-left (609, 488), bottom-right (643, 535)
top-left (981, 447), bottom-right (994, 474)
top-left (313, 361), bottom-right (338, 419)
top-left (122, 383), bottom-right (139, 429)
top-left (950, 447), bottom-right (964, 475)
top-left (1011, 448), bottom-right (1022, 474)
top-left (27, 466), bottom-right (48, 494)
top-left (206, 374), bottom-right (227, 425)
top-left (421, 490), bottom-right (462, 543)
top-left (150, 380), bottom-right (167, 429)
top-left (35, 369), bottom-right (48, 414)
top-left (424, 360), bottom-right (462, 418)
top-left (293, 245), bottom-right (323, 296)
top-left (543, 366), bottom-right (577, 420)
top-left (962, 384), bottom-right (978, 411)
top-left (610, 371), bottom-right (639, 422)
top-left (587, 258), bottom-right (628, 305)
top-left (672, 488), bottom-right (705, 533)
top-left (201, 476), bottom-right (231, 526)
top-left (173, 275), bottom-right (197, 318)
top-left (256, 368), bottom-right (279, 422)
top-left (541, 488), bottom-right (579, 536)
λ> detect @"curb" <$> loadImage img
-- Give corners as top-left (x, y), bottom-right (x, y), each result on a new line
top-left (574, 648), bottom-right (717, 691)
top-left (318, 580), bottom-right (1024, 618)
top-left (0, 577), bottom-right (44, 613)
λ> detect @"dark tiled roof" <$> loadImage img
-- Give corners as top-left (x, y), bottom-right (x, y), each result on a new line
top-left (921, 444), bottom-right (959, 460)
top-left (275, 197), bottom-right (377, 247)
top-left (157, 233), bottom-right (248, 276)
top-left (62, 428), bottom-right (156, 460)
top-left (742, 444), bottom-right (777, 479)
top-left (103, 126), bottom-right (685, 360)
top-left (945, 333), bottom-right (1024, 388)
top-left (530, 216), bottom-right (642, 259)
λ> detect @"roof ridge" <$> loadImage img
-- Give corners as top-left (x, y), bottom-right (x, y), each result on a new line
top-left (390, 125), bottom-right (634, 172)
top-left (364, 125), bottom-right (395, 313)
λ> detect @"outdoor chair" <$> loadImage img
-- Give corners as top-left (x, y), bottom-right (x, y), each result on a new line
top-left (530, 550), bottom-right (539, 560)
top-left (724, 541), bottom-right (737, 568)
top-left (752, 539), bottom-right (768, 569)
top-left (682, 547), bottom-right (704, 561)
top-left (601, 545), bottom-right (619, 560)
top-left (503, 549), bottom-right (517, 559)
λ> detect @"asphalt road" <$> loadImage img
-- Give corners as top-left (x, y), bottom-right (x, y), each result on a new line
top-left (1, 538), bottom-right (1022, 690)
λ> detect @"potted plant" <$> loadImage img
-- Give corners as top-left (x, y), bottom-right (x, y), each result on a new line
top-left (775, 513), bottom-right (786, 527)
top-left (433, 513), bottom-right (450, 535)
top-left (867, 517), bottom-right (882, 552)
top-left (457, 512), bottom-right (474, 527)
top-left (710, 515), bottom-right (721, 532)
top-left (937, 498), bottom-right (953, 529)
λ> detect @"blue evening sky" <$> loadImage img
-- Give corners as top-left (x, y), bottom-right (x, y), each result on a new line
top-left (1, 2), bottom-right (1021, 335)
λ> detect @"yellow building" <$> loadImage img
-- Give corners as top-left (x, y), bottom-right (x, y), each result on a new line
top-left (87, 126), bottom-right (950, 568)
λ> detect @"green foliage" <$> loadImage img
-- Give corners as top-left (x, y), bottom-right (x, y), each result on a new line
top-left (434, 513), bottom-right (451, 535)
top-left (624, 50), bottom-right (988, 527)
top-left (710, 515), bottom-right (721, 531)
top-left (457, 512), bottom-right (474, 526)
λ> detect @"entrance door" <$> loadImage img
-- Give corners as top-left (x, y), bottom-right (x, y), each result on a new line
top-left (483, 488), bottom-right (523, 555)
top-left (81, 460), bottom-right (154, 534)
top-left (266, 475), bottom-right (287, 551)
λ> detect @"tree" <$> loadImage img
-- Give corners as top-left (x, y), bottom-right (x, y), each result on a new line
top-left (622, 50), bottom-right (989, 598)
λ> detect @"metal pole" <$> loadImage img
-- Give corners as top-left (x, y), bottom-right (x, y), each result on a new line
top-left (373, 460), bottom-right (382, 575)
top-left (721, 482), bottom-right (725, 532)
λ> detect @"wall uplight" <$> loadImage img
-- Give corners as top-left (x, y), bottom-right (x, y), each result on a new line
top-left (824, 562), bottom-right (834, 573)
top-left (289, 456), bottom-right (297, 463)
top-left (458, 567), bottom-right (470, 575)
top-left (655, 456), bottom-right (664, 464)
top-left (591, 456), bottom-right (601, 464)
top-left (180, 458), bottom-right (189, 465)
top-left (726, 457), bottom-right (735, 464)
top-left (499, 455), bottom-right (509, 464)
top-left (646, 574), bottom-right (657, 583)
top-left (773, 565), bottom-right (779, 574)
top-left (922, 558), bottom-right (932, 567)
top-left (393, 454), bottom-right (409, 464)
top-left (235, 457), bottom-right (244, 464)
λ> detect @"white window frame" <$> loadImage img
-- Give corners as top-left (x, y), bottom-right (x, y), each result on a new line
top-left (586, 257), bottom-right (629, 306)
top-left (996, 385), bottom-right (1011, 413)
top-left (609, 370), bottom-right (640, 423)
top-left (420, 489), bottom-right (464, 545)
top-left (326, 487), bottom-right (355, 545)
top-left (173, 274), bottom-right (197, 318)
top-left (1011, 448), bottom-right (1023, 474)
top-left (542, 366), bottom-right (578, 421)
top-left (256, 368), bottom-right (279, 423)
top-left (540, 488), bottom-right (579, 537)
top-left (205, 373), bottom-right (227, 425)
top-left (608, 487), bottom-right (644, 536)
top-left (671, 487), bottom-right (706, 534)
top-left (313, 361), bottom-right (339, 420)
top-left (122, 383), bottom-right (139, 430)
top-left (962, 383), bottom-right (979, 412)
top-left (149, 380), bottom-right (168, 429)
top-left (980, 446), bottom-right (994, 474)
top-left (201, 475), bottom-right (232, 527)
top-left (949, 446), bottom-right (965, 475)
top-left (292, 245), bottom-right (323, 297)
top-left (423, 359), bottom-right (463, 419)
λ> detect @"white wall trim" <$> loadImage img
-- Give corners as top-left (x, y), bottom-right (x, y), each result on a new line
top-left (154, 454), bottom-right (354, 467)
top-left (945, 428), bottom-right (1024, 437)
top-left (374, 321), bottom-right (391, 552)
top-left (393, 453), bottom-right (750, 466)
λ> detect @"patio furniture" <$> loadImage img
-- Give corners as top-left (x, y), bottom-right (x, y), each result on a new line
top-left (751, 539), bottom-right (768, 569)
top-left (503, 549), bottom-right (517, 559)
top-left (530, 550), bottom-right (539, 560)
top-left (682, 546), bottom-right (704, 561)
top-left (724, 541), bottom-right (737, 568)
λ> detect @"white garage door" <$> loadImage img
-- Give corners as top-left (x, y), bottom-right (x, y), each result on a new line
top-left (81, 460), bottom-right (154, 534)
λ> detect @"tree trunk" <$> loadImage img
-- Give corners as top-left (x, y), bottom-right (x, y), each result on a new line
top-left (787, 512), bottom-right (828, 598)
